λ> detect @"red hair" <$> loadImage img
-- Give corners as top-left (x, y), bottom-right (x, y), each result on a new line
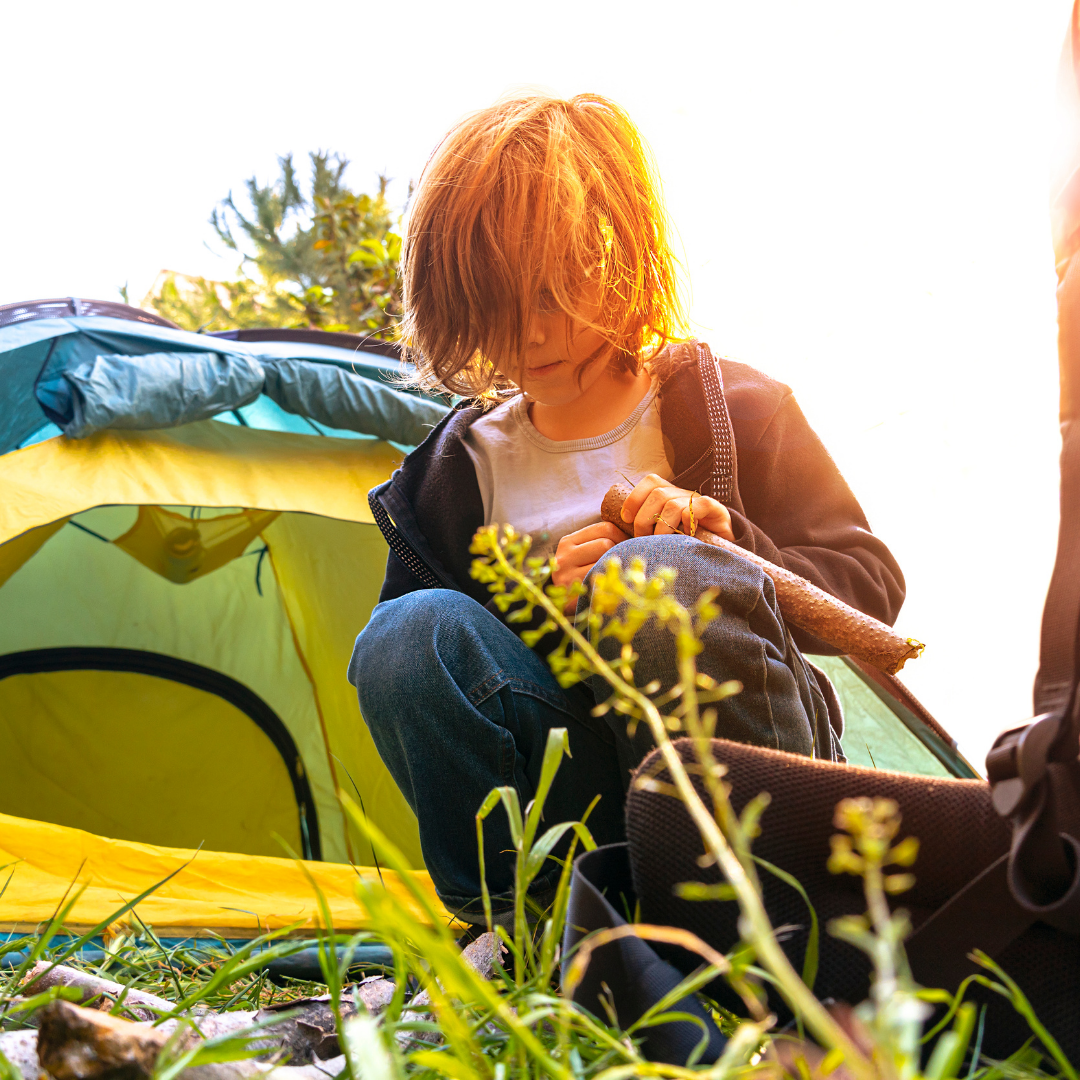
top-left (400, 92), bottom-right (688, 397)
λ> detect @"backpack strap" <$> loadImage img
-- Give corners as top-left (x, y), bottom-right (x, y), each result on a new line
top-left (655, 341), bottom-right (737, 504)
top-left (987, 244), bottom-right (1080, 936)
top-left (888, 855), bottom-right (1028, 989)
top-left (694, 342), bottom-right (736, 504)
top-left (986, 710), bottom-right (1080, 931)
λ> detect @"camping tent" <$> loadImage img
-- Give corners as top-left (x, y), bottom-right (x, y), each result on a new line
top-left (0, 298), bottom-right (451, 933)
top-left (0, 297), bottom-right (974, 936)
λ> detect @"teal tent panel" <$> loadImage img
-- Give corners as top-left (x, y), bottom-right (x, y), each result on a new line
top-left (39, 350), bottom-right (265, 437)
top-left (0, 319), bottom-right (81, 351)
top-left (262, 359), bottom-right (447, 447)
top-left (242, 338), bottom-right (407, 384)
top-left (0, 317), bottom-right (449, 455)
top-left (0, 339), bottom-right (65, 453)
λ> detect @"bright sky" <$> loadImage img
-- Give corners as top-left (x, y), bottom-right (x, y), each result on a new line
top-left (2, 1), bottom-right (1073, 770)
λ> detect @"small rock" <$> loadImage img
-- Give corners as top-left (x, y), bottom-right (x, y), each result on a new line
top-left (355, 979), bottom-right (395, 1017)
top-left (0, 1029), bottom-right (43, 1080)
top-left (460, 933), bottom-right (506, 981)
top-left (396, 931), bottom-right (507, 1049)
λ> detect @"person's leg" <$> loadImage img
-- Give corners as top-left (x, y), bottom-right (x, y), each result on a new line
top-left (583, 535), bottom-right (826, 777)
top-left (348, 589), bottom-right (626, 921)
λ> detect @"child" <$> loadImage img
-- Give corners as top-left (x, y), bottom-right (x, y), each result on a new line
top-left (348, 93), bottom-right (904, 925)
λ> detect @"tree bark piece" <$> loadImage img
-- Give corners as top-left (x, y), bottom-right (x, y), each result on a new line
top-left (253, 996), bottom-right (355, 1063)
top-left (21, 964), bottom-right (175, 1021)
top-left (600, 483), bottom-right (923, 675)
top-left (37, 1000), bottom-right (168, 1080)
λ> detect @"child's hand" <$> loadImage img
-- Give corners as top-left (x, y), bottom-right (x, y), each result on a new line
top-left (621, 474), bottom-right (736, 542)
top-left (551, 522), bottom-right (629, 611)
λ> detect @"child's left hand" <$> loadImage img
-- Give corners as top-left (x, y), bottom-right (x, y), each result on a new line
top-left (621, 474), bottom-right (736, 542)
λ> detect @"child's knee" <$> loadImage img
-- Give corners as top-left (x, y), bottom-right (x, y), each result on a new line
top-left (596, 533), bottom-right (687, 569)
top-left (593, 534), bottom-right (768, 617)
top-left (348, 589), bottom-right (479, 692)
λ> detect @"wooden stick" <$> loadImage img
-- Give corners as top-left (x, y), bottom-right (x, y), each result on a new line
top-left (33, 1000), bottom-right (350, 1080)
top-left (600, 483), bottom-right (923, 675)
top-left (22, 962), bottom-right (176, 1020)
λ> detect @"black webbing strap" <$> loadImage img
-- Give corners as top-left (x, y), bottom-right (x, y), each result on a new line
top-left (905, 855), bottom-right (1032, 988)
top-left (990, 249), bottom-right (1080, 936)
top-left (562, 844), bottom-right (726, 1065)
top-left (1034, 425), bottom-right (1080, 716)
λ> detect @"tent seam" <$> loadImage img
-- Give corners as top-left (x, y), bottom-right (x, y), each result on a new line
top-left (262, 536), bottom-right (358, 866)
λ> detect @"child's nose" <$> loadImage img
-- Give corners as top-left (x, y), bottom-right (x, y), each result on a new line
top-left (526, 313), bottom-right (546, 346)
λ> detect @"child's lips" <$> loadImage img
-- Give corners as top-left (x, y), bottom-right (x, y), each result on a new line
top-left (526, 361), bottom-right (563, 377)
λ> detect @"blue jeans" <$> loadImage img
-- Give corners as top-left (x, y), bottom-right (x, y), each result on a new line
top-left (348, 536), bottom-right (829, 919)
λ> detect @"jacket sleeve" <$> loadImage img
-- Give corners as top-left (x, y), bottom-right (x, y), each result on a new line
top-left (730, 391), bottom-right (905, 654)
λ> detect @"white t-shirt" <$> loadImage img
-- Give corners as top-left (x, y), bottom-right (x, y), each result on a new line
top-left (462, 382), bottom-right (673, 562)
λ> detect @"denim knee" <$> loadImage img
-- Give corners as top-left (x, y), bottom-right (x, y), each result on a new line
top-left (348, 589), bottom-right (481, 699)
top-left (594, 534), bottom-right (772, 622)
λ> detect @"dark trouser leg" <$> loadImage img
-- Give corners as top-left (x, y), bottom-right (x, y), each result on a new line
top-left (584, 535), bottom-right (833, 780)
top-left (348, 589), bottom-right (626, 919)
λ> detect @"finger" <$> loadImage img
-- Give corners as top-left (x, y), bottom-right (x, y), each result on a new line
top-left (634, 486), bottom-right (688, 537)
top-left (653, 496), bottom-right (692, 536)
top-left (557, 551), bottom-right (606, 589)
top-left (565, 521), bottom-right (631, 544)
top-left (567, 537), bottom-right (617, 568)
top-left (621, 473), bottom-right (668, 524)
top-left (569, 561), bottom-right (600, 586)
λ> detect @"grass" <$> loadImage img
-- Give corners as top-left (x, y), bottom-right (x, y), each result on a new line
top-left (0, 529), bottom-right (1074, 1079)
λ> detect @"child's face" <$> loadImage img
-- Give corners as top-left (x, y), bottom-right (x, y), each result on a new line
top-left (505, 284), bottom-right (615, 406)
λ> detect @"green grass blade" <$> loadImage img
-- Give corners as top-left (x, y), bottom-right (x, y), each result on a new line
top-left (523, 728), bottom-right (570, 851)
top-left (753, 855), bottom-right (819, 991)
top-left (970, 952), bottom-right (1077, 1080)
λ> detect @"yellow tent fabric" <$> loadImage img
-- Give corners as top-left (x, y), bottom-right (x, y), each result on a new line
top-left (0, 669), bottom-right (304, 857)
top-left (260, 514), bottom-right (421, 865)
top-left (0, 420), bottom-right (398, 545)
top-left (0, 507), bottom-right (349, 861)
top-left (0, 812), bottom-right (452, 937)
top-left (0, 420), bottom-right (434, 931)
top-left (115, 506), bottom-right (280, 585)
top-left (0, 518), bottom-right (69, 588)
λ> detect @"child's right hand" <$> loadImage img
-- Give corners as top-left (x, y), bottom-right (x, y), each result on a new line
top-left (551, 522), bottom-right (629, 611)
